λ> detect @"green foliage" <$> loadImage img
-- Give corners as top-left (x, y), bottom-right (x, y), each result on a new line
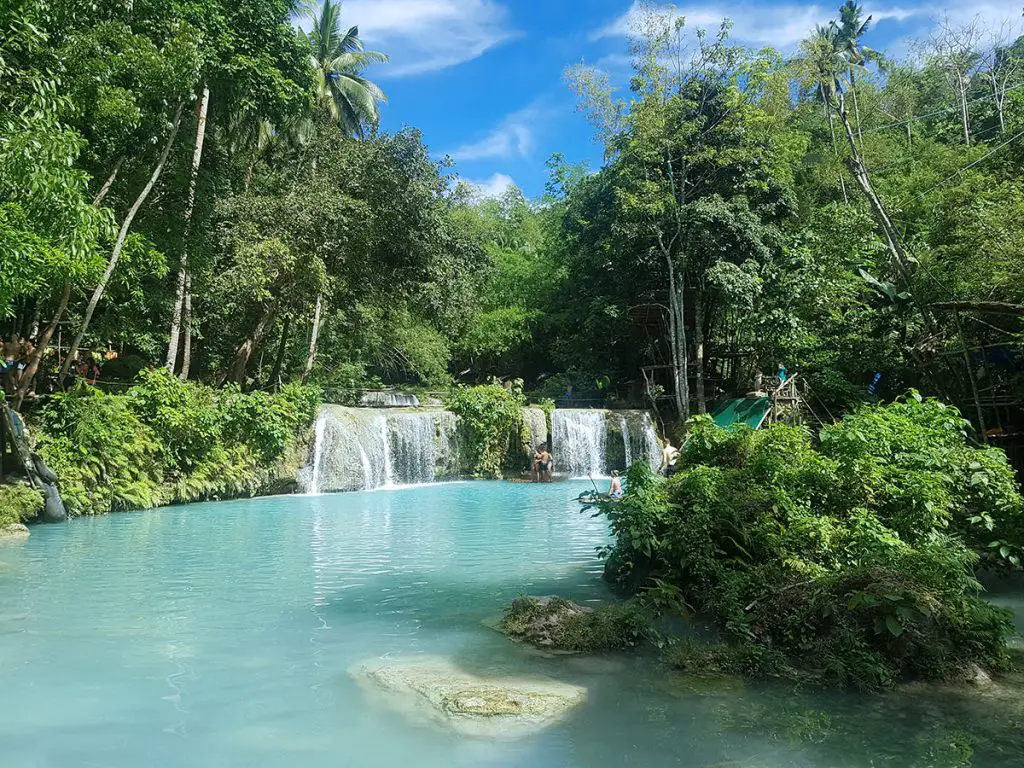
top-left (499, 596), bottom-right (652, 653)
top-left (446, 383), bottom-right (526, 478)
top-left (0, 483), bottom-right (44, 526)
top-left (34, 370), bottom-right (320, 516)
top-left (599, 397), bottom-right (1021, 689)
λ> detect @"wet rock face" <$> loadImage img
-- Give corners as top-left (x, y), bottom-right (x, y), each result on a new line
top-left (350, 657), bottom-right (586, 738)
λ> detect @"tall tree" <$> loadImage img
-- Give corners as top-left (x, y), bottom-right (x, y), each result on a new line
top-left (834, 0), bottom-right (875, 146)
top-left (299, 0), bottom-right (389, 376)
top-left (302, 0), bottom-right (389, 136)
top-left (793, 24), bottom-right (852, 204)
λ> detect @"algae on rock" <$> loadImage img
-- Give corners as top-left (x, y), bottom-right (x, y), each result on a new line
top-left (350, 656), bottom-right (586, 739)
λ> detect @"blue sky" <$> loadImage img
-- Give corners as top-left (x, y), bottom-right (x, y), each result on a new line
top-left (338, 0), bottom-right (1024, 199)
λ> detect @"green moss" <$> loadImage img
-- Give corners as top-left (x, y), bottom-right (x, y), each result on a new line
top-left (446, 383), bottom-right (526, 477)
top-left (499, 596), bottom-right (653, 653)
top-left (0, 483), bottom-right (44, 526)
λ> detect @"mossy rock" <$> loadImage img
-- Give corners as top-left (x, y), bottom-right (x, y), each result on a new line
top-left (350, 656), bottom-right (586, 739)
top-left (0, 523), bottom-right (30, 540)
top-left (498, 595), bottom-right (652, 653)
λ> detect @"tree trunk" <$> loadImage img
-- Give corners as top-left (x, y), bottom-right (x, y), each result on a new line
top-left (269, 316), bottom-right (291, 390)
top-left (302, 293), bottom-right (324, 383)
top-left (226, 305), bottom-right (277, 386)
top-left (694, 286), bottom-right (706, 414)
top-left (848, 67), bottom-right (863, 148)
top-left (834, 90), bottom-right (934, 331)
top-left (14, 284), bottom-right (72, 410)
top-left (991, 73), bottom-right (1005, 133)
top-left (59, 103), bottom-right (185, 386)
top-left (826, 103), bottom-right (849, 204)
top-left (958, 78), bottom-right (971, 145)
top-left (180, 272), bottom-right (192, 380)
top-left (666, 257), bottom-right (689, 420)
top-left (92, 156), bottom-right (124, 206)
top-left (166, 86), bottom-right (210, 372)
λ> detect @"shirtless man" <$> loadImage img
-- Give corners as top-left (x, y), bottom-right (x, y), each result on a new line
top-left (661, 439), bottom-right (680, 478)
top-left (533, 443), bottom-right (554, 483)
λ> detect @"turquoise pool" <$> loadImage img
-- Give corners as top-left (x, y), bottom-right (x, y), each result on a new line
top-left (1, 482), bottom-right (1022, 767)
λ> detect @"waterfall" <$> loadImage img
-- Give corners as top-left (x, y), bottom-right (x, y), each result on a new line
top-left (551, 410), bottom-right (607, 478)
top-left (636, 412), bottom-right (662, 470)
top-left (359, 391), bottom-right (420, 408)
top-left (301, 406), bottom-right (458, 493)
top-left (523, 407), bottom-right (548, 450)
top-left (615, 411), bottom-right (662, 472)
top-left (618, 415), bottom-right (633, 468)
top-left (308, 415), bottom-right (328, 494)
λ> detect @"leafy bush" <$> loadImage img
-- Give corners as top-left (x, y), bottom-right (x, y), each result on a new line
top-left (446, 383), bottom-right (527, 477)
top-left (36, 385), bottom-right (166, 514)
top-left (499, 596), bottom-right (652, 653)
top-left (599, 396), bottom-right (1022, 689)
top-left (0, 483), bottom-right (44, 526)
top-left (34, 373), bottom-right (321, 516)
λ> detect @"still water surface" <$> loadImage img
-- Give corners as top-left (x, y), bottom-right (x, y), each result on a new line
top-left (1, 482), bottom-right (1022, 767)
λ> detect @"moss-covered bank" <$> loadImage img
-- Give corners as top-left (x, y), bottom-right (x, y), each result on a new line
top-left (24, 369), bottom-right (320, 517)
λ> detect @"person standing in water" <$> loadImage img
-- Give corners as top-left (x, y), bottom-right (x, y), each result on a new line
top-left (608, 470), bottom-right (623, 499)
top-left (533, 443), bottom-right (554, 483)
top-left (661, 438), bottom-right (680, 478)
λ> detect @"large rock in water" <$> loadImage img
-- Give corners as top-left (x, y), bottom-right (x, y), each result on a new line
top-left (0, 523), bottom-right (30, 540)
top-left (350, 656), bottom-right (586, 739)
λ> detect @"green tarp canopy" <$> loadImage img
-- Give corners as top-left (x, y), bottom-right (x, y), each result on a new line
top-left (710, 397), bottom-right (771, 431)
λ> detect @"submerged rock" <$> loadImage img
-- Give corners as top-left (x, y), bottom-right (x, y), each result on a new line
top-left (350, 656), bottom-right (586, 738)
top-left (0, 523), bottom-right (30, 540)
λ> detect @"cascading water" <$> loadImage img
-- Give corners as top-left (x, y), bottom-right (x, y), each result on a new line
top-left (617, 415), bottom-right (633, 468)
top-left (301, 406), bottom-right (458, 493)
top-left (359, 391), bottom-right (421, 408)
top-left (549, 409), bottom-right (662, 477)
top-left (551, 410), bottom-right (607, 478)
top-left (308, 415), bottom-right (328, 494)
top-left (631, 411), bottom-right (663, 470)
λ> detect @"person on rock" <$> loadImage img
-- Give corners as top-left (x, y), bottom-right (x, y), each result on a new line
top-left (608, 470), bottom-right (624, 500)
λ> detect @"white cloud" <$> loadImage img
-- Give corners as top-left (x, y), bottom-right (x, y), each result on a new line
top-left (450, 100), bottom-right (557, 162)
top-left (591, 3), bottom-right (845, 47)
top-left (592, 1), bottom-right (1024, 51)
top-left (463, 173), bottom-right (518, 200)
top-left (343, 0), bottom-right (517, 77)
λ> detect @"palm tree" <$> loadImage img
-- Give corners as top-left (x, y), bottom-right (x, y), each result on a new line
top-left (793, 25), bottom-right (851, 202)
top-left (834, 1), bottom-right (876, 145)
top-left (302, 0), bottom-right (389, 137)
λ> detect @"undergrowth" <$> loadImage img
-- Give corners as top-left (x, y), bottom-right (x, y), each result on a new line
top-left (33, 369), bottom-right (320, 515)
top-left (0, 483), bottom-right (44, 526)
top-left (600, 395), bottom-right (1024, 690)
